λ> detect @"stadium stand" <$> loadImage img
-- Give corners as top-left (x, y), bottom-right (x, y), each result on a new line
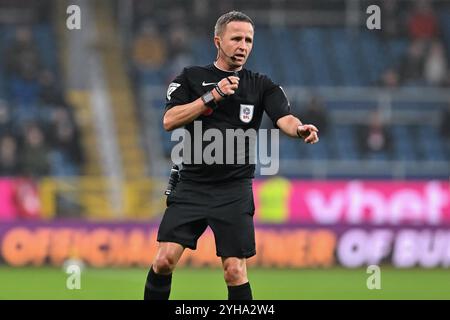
top-left (0, 0), bottom-right (448, 220)
top-left (130, 0), bottom-right (450, 179)
top-left (0, 22), bottom-right (84, 178)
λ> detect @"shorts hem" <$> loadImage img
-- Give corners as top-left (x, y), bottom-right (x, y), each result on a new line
top-left (216, 250), bottom-right (256, 259)
top-left (157, 238), bottom-right (196, 250)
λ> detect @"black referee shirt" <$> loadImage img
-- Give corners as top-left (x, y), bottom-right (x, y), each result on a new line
top-left (165, 64), bottom-right (291, 183)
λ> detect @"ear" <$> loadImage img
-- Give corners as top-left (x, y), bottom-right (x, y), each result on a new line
top-left (214, 36), bottom-right (220, 49)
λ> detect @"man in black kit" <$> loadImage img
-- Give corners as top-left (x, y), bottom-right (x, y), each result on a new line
top-left (144, 11), bottom-right (319, 300)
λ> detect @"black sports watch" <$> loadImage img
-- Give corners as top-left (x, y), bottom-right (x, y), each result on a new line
top-left (201, 91), bottom-right (218, 110)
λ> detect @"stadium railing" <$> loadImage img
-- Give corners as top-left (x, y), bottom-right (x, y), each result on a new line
top-left (141, 85), bottom-right (449, 179)
top-left (38, 177), bottom-right (166, 220)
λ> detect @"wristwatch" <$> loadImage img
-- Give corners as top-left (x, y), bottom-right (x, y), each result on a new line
top-left (201, 91), bottom-right (218, 110)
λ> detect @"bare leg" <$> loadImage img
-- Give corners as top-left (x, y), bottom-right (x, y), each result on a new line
top-left (152, 242), bottom-right (185, 274)
top-left (222, 257), bottom-right (253, 300)
top-left (144, 242), bottom-right (185, 300)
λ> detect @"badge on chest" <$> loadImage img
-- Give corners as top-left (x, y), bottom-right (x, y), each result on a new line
top-left (239, 104), bottom-right (254, 123)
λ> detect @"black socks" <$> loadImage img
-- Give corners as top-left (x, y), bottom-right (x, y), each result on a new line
top-left (144, 266), bottom-right (252, 300)
top-left (227, 282), bottom-right (253, 300)
top-left (144, 265), bottom-right (172, 300)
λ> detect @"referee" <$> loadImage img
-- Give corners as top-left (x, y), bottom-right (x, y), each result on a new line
top-left (144, 11), bottom-right (319, 300)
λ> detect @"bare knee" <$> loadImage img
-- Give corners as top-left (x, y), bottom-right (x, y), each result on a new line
top-left (223, 260), bottom-right (248, 286)
top-left (152, 242), bottom-right (184, 274)
top-left (153, 255), bottom-right (177, 274)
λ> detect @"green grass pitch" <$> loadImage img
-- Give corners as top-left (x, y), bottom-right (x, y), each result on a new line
top-left (0, 266), bottom-right (449, 300)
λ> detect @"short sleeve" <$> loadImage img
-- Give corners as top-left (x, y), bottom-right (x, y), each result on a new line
top-left (165, 68), bottom-right (191, 112)
top-left (262, 76), bottom-right (291, 127)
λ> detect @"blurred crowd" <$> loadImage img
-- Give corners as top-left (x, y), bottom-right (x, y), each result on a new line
top-left (130, 7), bottom-right (193, 84)
top-left (129, 0), bottom-right (449, 162)
top-left (129, 0), bottom-right (450, 89)
top-left (380, 0), bottom-right (449, 87)
top-left (301, 0), bottom-right (450, 160)
top-left (295, 95), bottom-right (449, 160)
top-left (0, 26), bottom-right (83, 178)
top-left (375, 0), bottom-right (450, 159)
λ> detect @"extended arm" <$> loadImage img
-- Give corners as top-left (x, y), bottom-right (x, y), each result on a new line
top-left (276, 114), bottom-right (319, 144)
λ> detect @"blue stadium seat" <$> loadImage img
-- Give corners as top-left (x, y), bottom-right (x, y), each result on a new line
top-left (367, 151), bottom-right (389, 161)
top-left (417, 125), bottom-right (446, 161)
top-left (279, 136), bottom-right (302, 160)
top-left (305, 136), bottom-right (329, 160)
top-left (297, 28), bottom-right (334, 86)
top-left (268, 28), bottom-right (305, 85)
top-left (139, 70), bottom-right (164, 86)
top-left (249, 28), bottom-right (277, 79)
top-left (359, 32), bottom-right (388, 84)
top-left (439, 12), bottom-right (450, 54)
top-left (190, 38), bottom-right (215, 65)
top-left (386, 39), bottom-right (408, 66)
top-left (34, 24), bottom-right (58, 73)
top-left (332, 125), bottom-right (359, 160)
top-left (328, 29), bottom-right (364, 86)
top-left (49, 151), bottom-right (79, 176)
top-left (326, 101), bottom-right (376, 110)
top-left (392, 125), bottom-right (417, 161)
top-left (391, 101), bottom-right (444, 111)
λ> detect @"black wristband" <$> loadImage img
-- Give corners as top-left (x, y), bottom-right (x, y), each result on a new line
top-left (296, 126), bottom-right (303, 138)
top-left (201, 91), bottom-right (218, 110)
top-left (214, 85), bottom-right (227, 98)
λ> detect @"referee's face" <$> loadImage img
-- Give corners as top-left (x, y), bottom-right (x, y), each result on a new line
top-left (215, 21), bottom-right (254, 69)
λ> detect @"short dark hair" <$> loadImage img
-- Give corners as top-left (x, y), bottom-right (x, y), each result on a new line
top-left (214, 11), bottom-right (254, 36)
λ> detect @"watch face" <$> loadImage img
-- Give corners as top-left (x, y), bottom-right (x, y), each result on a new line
top-left (202, 91), bottom-right (217, 110)
top-left (205, 91), bottom-right (214, 102)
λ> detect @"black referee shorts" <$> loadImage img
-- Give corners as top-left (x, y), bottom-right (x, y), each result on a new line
top-left (157, 178), bottom-right (256, 258)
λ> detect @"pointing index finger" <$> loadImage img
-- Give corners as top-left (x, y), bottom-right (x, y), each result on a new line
top-left (306, 124), bottom-right (319, 132)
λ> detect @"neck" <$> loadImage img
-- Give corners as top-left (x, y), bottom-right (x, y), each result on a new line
top-left (214, 59), bottom-right (242, 72)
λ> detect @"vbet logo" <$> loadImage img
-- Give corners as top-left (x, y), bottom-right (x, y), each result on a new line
top-left (287, 180), bottom-right (450, 225)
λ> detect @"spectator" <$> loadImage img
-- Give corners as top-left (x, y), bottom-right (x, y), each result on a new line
top-left (0, 100), bottom-right (13, 137)
top-left (424, 40), bottom-right (448, 86)
top-left (444, 69), bottom-right (450, 87)
top-left (380, 68), bottom-right (400, 89)
top-left (439, 103), bottom-right (450, 147)
top-left (48, 108), bottom-right (84, 167)
top-left (407, 0), bottom-right (439, 41)
top-left (19, 123), bottom-right (50, 177)
top-left (358, 111), bottom-right (392, 157)
top-left (399, 40), bottom-right (426, 84)
top-left (5, 27), bottom-right (42, 108)
top-left (0, 135), bottom-right (20, 176)
top-left (301, 96), bottom-right (329, 136)
top-left (165, 25), bottom-right (193, 82)
top-left (5, 26), bottom-right (42, 81)
top-left (380, 0), bottom-right (405, 39)
top-left (192, 0), bottom-right (210, 34)
top-left (132, 21), bottom-right (167, 71)
top-left (38, 69), bottom-right (66, 106)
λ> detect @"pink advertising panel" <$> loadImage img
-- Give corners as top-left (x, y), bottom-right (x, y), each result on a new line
top-left (253, 179), bottom-right (450, 225)
top-left (0, 179), bottom-right (19, 220)
top-left (0, 179), bottom-right (41, 221)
